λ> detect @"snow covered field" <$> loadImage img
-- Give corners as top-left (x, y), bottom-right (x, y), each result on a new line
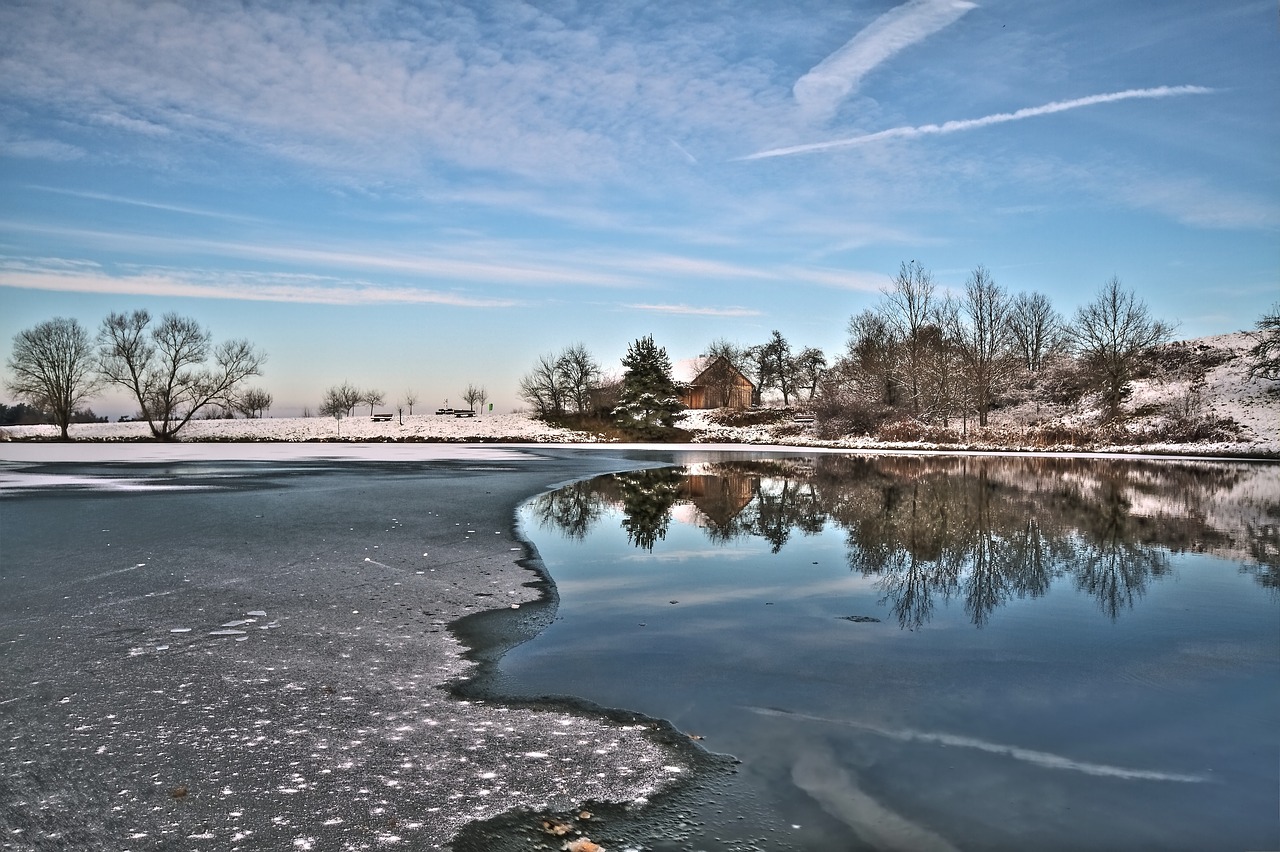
top-left (2, 334), bottom-right (1276, 457)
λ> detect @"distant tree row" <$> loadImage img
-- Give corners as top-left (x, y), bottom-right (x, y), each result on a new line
top-left (519, 264), bottom-right (1280, 439)
top-left (4, 311), bottom-right (266, 440)
top-left (316, 381), bottom-right (488, 435)
top-left (818, 267), bottom-right (1175, 433)
top-left (0, 401), bottom-right (104, 427)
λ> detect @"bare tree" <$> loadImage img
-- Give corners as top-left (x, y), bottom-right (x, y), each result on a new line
top-left (880, 260), bottom-right (936, 414)
top-left (97, 310), bottom-right (265, 440)
top-left (846, 308), bottom-right (898, 407)
top-left (704, 338), bottom-right (743, 370)
top-left (1067, 278), bottom-right (1174, 420)
top-left (698, 338), bottom-right (748, 407)
top-left (956, 266), bottom-right (1015, 427)
top-left (320, 382), bottom-right (360, 436)
top-left (921, 296), bottom-right (964, 426)
top-left (758, 330), bottom-right (797, 405)
top-left (1247, 304), bottom-right (1280, 380)
top-left (793, 346), bottom-right (827, 401)
top-left (234, 387), bottom-right (273, 418)
top-left (461, 383), bottom-right (485, 412)
top-left (1009, 291), bottom-right (1065, 373)
top-left (477, 385), bottom-right (489, 413)
top-left (5, 317), bottom-right (103, 440)
top-left (519, 352), bottom-right (566, 416)
top-left (556, 343), bottom-right (602, 414)
top-left (403, 389), bottom-right (419, 415)
top-left (360, 388), bottom-right (385, 417)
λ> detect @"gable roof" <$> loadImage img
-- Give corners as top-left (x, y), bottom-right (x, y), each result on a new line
top-left (687, 355), bottom-right (756, 390)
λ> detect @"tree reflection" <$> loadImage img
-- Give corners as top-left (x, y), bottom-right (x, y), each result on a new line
top-left (525, 479), bottom-right (608, 541)
top-left (527, 454), bottom-right (1275, 626)
top-left (614, 468), bottom-right (683, 551)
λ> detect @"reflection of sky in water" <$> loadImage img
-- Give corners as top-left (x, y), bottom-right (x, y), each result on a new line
top-left (511, 458), bottom-right (1279, 851)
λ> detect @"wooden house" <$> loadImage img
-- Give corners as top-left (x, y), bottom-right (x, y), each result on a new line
top-left (679, 356), bottom-right (757, 410)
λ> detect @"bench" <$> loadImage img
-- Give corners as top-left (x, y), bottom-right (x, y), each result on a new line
top-left (371, 414), bottom-right (394, 422)
top-left (454, 409), bottom-right (477, 418)
top-left (792, 415), bottom-right (815, 424)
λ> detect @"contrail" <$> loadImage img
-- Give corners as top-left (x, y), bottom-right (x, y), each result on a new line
top-left (794, 0), bottom-right (977, 121)
top-left (747, 706), bottom-right (1209, 783)
top-left (742, 85), bottom-right (1214, 160)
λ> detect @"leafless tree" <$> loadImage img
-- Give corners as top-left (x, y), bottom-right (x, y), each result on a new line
top-left (461, 383), bottom-right (486, 412)
top-left (1009, 291), bottom-right (1065, 373)
top-left (97, 310), bottom-right (265, 440)
top-left (556, 343), bottom-right (601, 414)
top-left (793, 346), bottom-right (827, 401)
top-left (703, 338), bottom-right (743, 370)
top-left (519, 352), bottom-right (566, 416)
top-left (360, 388), bottom-right (385, 417)
top-left (957, 266), bottom-right (1015, 427)
top-left (698, 338), bottom-right (748, 406)
top-left (1247, 304), bottom-right (1280, 380)
top-left (758, 330), bottom-right (797, 405)
top-left (320, 382), bottom-right (360, 436)
top-left (234, 388), bottom-right (273, 418)
top-left (845, 308), bottom-right (898, 407)
top-left (880, 260), bottom-right (936, 414)
top-left (5, 317), bottom-right (103, 440)
top-left (921, 296), bottom-right (964, 426)
top-left (403, 389), bottom-right (419, 415)
top-left (1067, 277), bottom-right (1174, 420)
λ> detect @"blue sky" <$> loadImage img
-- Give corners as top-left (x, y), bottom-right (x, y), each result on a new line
top-left (2, 0), bottom-right (1277, 416)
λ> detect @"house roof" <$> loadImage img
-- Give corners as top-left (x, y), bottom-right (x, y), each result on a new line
top-left (673, 355), bottom-right (758, 389)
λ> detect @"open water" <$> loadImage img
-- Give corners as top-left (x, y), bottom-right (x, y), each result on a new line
top-left (498, 454), bottom-right (1279, 851)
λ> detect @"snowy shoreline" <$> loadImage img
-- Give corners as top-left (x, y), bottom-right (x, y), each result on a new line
top-left (2, 412), bottom-right (1276, 460)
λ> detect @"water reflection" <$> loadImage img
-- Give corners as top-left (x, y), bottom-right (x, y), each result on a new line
top-left (527, 455), bottom-right (1277, 628)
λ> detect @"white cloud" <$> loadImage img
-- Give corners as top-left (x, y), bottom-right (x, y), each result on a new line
top-left (624, 303), bottom-right (763, 317)
top-left (744, 86), bottom-right (1215, 159)
top-left (793, 0), bottom-right (976, 122)
top-left (0, 1), bottom-right (785, 183)
top-left (0, 259), bottom-right (518, 308)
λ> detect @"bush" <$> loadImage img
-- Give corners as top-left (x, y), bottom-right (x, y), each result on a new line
top-left (875, 418), bottom-right (961, 444)
top-left (711, 407), bottom-right (791, 427)
top-left (813, 397), bottom-right (893, 439)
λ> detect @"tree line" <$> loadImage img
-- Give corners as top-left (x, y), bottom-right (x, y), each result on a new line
top-left (6, 268), bottom-right (1277, 441)
top-left (521, 264), bottom-right (1278, 438)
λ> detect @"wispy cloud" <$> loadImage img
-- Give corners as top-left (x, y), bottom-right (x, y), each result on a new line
top-left (625, 303), bottom-right (764, 317)
top-left (794, 0), bottom-right (976, 122)
top-left (750, 706), bottom-right (1209, 783)
top-left (783, 266), bottom-right (891, 293)
top-left (668, 137), bottom-right (698, 165)
top-left (744, 86), bottom-right (1215, 160)
top-left (27, 186), bottom-right (264, 223)
top-left (0, 259), bottom-right (518, 308)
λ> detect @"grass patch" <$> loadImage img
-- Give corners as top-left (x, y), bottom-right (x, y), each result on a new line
top-left (540, 412), bottom-right (695, 442)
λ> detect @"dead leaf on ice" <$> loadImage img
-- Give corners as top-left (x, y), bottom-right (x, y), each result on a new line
top-left (562, 839), bottom-right (602, 852)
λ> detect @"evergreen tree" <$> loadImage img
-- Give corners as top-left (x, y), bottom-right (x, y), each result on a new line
top-left (615, 468), bottom-right (684, 550)
top-left (613, 335), bottom-right (684, 433)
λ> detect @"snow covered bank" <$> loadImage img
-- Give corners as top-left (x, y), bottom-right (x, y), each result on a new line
top-left (3, 333), bottom-right (1275, 458)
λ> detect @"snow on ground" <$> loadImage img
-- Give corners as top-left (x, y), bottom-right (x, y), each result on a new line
top-left (2, 333), bottom-right (1276, 457)
top-left (0, 411), bottom-right (606, 444)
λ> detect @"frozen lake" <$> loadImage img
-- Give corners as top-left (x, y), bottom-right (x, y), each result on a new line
top-left (2, 448), bottom-right (1276, 851)
top-left (488, 454), bottom-right (1280, 851)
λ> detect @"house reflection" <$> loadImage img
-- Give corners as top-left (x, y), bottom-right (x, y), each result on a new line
top-left (525, 455), bottom-right (1278, 628)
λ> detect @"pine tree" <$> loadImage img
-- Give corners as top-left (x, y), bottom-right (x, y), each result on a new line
top-left (613, 335), bottom-right (684, 433)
